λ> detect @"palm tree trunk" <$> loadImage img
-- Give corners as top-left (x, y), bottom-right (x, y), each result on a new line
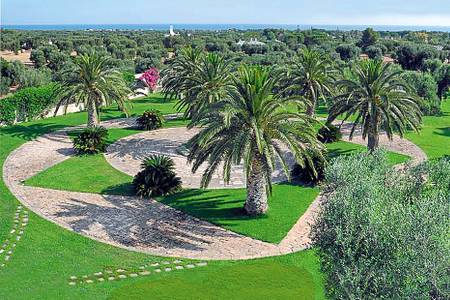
top-left (87, 100), bottom-right (99, 128)
top-left (367, 118), bottom-right (380, 152)
top-left (244, 155), bottom-right (268, 215)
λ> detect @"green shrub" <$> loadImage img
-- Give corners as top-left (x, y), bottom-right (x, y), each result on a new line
top-left (317, 124), bottom-right (342, 143)
top-left (73, 126), bottom-right (108, 154)
top-left (0, 83), bottom-right (58, 124)
top-left (133, 155), bottom-right (182, 198)
top-left (312, 151), bottom-right (449, 299)
top-left (291, 151), bottom-right (326, 184)
top-left (136, 109), bottom-right (164, 130)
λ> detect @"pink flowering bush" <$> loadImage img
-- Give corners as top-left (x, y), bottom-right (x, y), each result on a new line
top-left (139, 68), bottom-right (160, 92)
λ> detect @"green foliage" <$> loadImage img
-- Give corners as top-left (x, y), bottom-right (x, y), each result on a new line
top-left (358, 27), bottom-right (379, 49)
top-left (0, 83), bottom-right (58, 124)
top-left (136, 109), bottom-right (164, 130)
top-left (365, 45), bottom-right (383, 59)
top-left (396, 43), bottom-right (439, 70)
top-left (133, 155), bottom-right (182, 198)
top-left (312, 151), bottom-right (450, 299)
top-left (402, 70), bottom-right (441, 115)
top-left (317, 124), bottom-right (342, 143)
top-left (0, 77), bottom-right (11, 95)
top-left (73, 126), bottom-right (108, 154)
top-left (122, 71), bottom-right (135, 86)
top-left (30, 49), bottom-right (46, 68)
top-left (291, 151), bottom-right (326, 184)
top-left (335, 44), bottom-right (360, 61)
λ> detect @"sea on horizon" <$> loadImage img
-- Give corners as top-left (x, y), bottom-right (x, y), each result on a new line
top-left (2, 23), bottom-right (450, 32)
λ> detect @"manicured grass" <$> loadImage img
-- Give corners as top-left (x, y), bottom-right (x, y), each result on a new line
top-left (327, 141), bottom-right (410, 165)
top-left (0, 96), bottom-right (326, 299)
top-left (110, 250), bottom-right (324, 300)
top-left (405, 99), bottom-right (450, 159)
top-left (159, 184), bottom-right (319, 243)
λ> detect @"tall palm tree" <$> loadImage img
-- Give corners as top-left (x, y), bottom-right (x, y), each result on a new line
top-left (187, 65), bottom-right (324, 215)
top-left (284, 48), bottom-right (335, 116)
top-left (161, 47), bottom-right (232, 119)
top-left (329, 59), bottom-right (422, 151)
top-left (55, 51), bottom-right (131, 128)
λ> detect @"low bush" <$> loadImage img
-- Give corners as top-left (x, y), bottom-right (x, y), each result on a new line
top-left (290, 151), bottom-right (326, 184)
top-left (136, 109), bottom-right (164, 130)
top-left (317, 124), bottom-right (342, 143)
top-left (133, 154), bottom-right (182, 198)
top-left (312, 151), bottom-right (449, 299)
top-left (73, 126), bottom-right (108, 154)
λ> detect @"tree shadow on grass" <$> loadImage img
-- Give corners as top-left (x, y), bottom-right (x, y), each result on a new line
top-left (0, 122), bottom-right (68, 141)
top-left (434, 127), bottom-right (450, 137)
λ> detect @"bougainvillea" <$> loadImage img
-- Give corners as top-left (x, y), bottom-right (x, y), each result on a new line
top-left (139, 68), bottom-right (160, 92)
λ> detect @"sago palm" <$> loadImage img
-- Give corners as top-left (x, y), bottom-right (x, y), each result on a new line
top-left (187, 65), bottom-right (324, 215)
top-left (329, 59), bottom-right (422, 151)
top-left (284, 48), bottom-right (335, 116)
top-left (55, 51), bottom-right (131, 128)
top-left (161, 47), bottom-right (232, 119)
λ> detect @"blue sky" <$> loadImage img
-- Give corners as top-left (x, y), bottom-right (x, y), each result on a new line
top-left (2, 0), bottom-right (450, 26)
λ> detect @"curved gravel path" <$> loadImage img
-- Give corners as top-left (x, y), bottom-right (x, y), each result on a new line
top-left (3, 118), bottom-right (426, 260)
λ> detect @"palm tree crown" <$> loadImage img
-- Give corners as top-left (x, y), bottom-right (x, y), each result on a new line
top-left (188, 65), bottom-right (324, 215)
top-left (161, 47), bottom-right (232, 119)
top-left (330, 59), bottom-right (422, 151)
top-left (55, 51), bottom-right (131, 128)
top-left (284, 48), bottom-right (335, 116)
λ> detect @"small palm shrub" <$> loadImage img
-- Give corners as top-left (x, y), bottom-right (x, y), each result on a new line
top-left (136, 109), bottom-right (164, 130)
top-left (73, 126), bottom-right (108, 154)
top-left (133, 155), bottom-right (182, 198)
top-left (291, 152), bottom-right (327, 184)
top-left (317, 124), bottom-right (342, 143)
top-left (312, 151), bottom-right (449, 299)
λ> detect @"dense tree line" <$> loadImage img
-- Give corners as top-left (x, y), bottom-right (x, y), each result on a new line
top-left (1, 27), bottom-right (449, 114)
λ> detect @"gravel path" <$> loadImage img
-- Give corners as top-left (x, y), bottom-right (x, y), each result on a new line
top-left (3, 118), bottom-right (426, 260)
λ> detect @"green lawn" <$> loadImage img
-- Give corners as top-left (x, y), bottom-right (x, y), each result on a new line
top-left (0, 95), bottom-right (326, 299)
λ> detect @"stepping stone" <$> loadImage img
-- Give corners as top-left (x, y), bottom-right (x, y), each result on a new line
top-left (10, 230), bottom-right (15, 234)
top-left (70, 276), bottom-right (77, 280)
top-left (186, 264), bottom-right (195, 269)
top-left (5, 256), bottom-right (10, 261)
top-left (139, 271), bottom-right (150, 276)
top-left (19, 231), bottom-right (24, 235)
top-left (175, 266), bottom-right (184, 270)
top-left (164, 268), bottom-right (172, 272)
top-left (118, 275), bottom-right (127, 279)
top-left (85, 280), bottom-right (93, 284)
top-left (196, 262), bottom-right (207, 267)
top-left (154, 269), bottom-right (161, 273)
top-left (173, 260), bottom-right (182, 264)
top-left (94, 272), bottom-right (103, 276)
top-left (97, 278), bottom-right (105, 282)
top-left (0, 264), bottom-right (5, 268)
top-left (129, 273), bottom-right (138, 278)
top-left (7, 251), bottom-right (12, 255)
top-left (106, 270), bottom-right (113, 274)
top-left (108, 277), bottom-right (115, 281)
top-left (0, 250), bottom-right (4, 254)
top-left (16, 236), bottom-right (21, 241)
top-left (12, 244), bottom-right (16, 248)
top-left (150, 263), bottom-right (159, 267)
top-left (116, 269), bottom-right (126, 273)
top-left (68, 282), bottom-right (76, 286)
top-left (82, 275), bottom-right (88, 279)
top-left (138, 266), bottom-right (145, 270)
top-left (162, 261), bottom-right (170, 265)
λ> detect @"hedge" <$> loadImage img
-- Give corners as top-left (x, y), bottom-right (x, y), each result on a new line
top-left (0, 83), bottom-right (59, 125)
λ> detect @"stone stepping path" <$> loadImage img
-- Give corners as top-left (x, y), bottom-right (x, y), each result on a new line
top-left (0, 205), bottom-right (28, 268)
top-left (2, 117), bottom-right (426, 260)
top-left (68, 259), bottom-right (208, 286)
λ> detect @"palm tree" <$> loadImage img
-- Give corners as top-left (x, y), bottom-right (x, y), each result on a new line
top-left (329, 59), bottom-right (422, 151)
top-left (187, 65), bottom-right (324, 215)
top-left (161, 47), bottom-right (232, 119)
top-left (284, 48), bottom-right (334, 116)
top-left (55, 51), bottom-right (131, 128)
